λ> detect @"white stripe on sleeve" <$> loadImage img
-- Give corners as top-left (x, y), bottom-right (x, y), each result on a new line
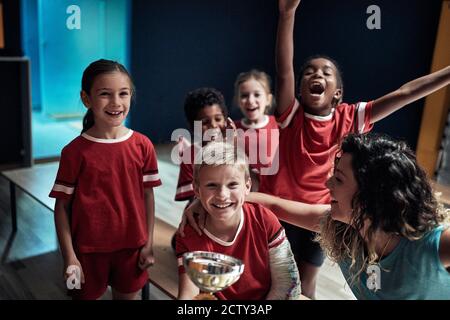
top-left (143, 173), bottom-right (160, 182)
top-left (52, 184), bottom-right (75, 195)
top-left (357, 102), bottom-right (368, 133)
top-left (176, 184), bottom-right (194, 196)
top-left (278, 100), bottom-right (300, 129)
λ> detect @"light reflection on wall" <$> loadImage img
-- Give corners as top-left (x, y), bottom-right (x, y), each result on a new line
top-left (0, 2), bottom-right (4, 49)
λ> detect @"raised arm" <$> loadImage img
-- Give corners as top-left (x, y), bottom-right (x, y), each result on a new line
top-left (371, 66), bottom-right (450, 123)
top-left (275, 0), bottom-right (301, 115)
top-left (246, 192), bottom-right (329, 232)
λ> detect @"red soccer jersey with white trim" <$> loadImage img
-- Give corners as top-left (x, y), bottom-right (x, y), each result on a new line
top-left (258, 99), bottom-right (373, 203)
top-left (176, 202), bottom-right (285, 300)
top-left (174, 143), bottom-right (199, 201)
top-left (49, 130), bottom-right (162, 253)
top-left (235, 115), bottom-right (279, 177)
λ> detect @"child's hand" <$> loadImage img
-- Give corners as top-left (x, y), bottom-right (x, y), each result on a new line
top-left (139, 245), bottom-right (155, 270)
top-left (177, 198), bottom-right (206, 237)
top-left (224, 117), bottom-right (237, 144)
top-left (279, 0), bottom-right (301, 14)
top-left (64, 256), bottom-right (85, 288)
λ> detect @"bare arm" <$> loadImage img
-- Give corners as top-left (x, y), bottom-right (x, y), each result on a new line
top-left (371, 66), bottom-right (450, 123)
top-left (439, 227), bottom-right (450, 270)
top-left (275, 0), bottom-right (301, 115)
top-left (54, 198), bottom-right (84, 283)
top-left (246, 192), bottom-right (329, 232)
top-left (177, 273), bottom-right (200, 300)
top-left (139, 188), bottom-right (156, 269)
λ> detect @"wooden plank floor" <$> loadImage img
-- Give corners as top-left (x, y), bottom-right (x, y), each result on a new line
top-left (0, 143), bottom-right (355, 300)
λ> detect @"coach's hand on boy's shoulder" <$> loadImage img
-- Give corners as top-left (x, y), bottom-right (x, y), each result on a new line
top-left (177, 198), bottom-right (206, 237)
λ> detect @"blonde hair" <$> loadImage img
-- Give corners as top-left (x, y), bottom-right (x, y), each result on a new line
top-left (233, 69), bottom-right (275, 113)
top-left (193, 142), bottom-right (250, 184)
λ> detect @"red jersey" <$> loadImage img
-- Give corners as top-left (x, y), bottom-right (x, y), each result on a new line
top-left (235, 115), bottom-right (279, 177)
top-left (174, 142), bottom-right (200, 201)
top-left (176, 202), bottom-right (286, 300)
top-left (259, 99), bottom-right (373, 203)
top-left (49, 130), bottom-right (162, 253)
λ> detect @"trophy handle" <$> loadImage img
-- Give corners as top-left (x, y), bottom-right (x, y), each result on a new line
top-left (193, 292), bottom-right (218, 300)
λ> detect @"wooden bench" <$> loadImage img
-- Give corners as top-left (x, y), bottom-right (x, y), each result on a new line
top-left (1, 162), bottom-right (178, 300)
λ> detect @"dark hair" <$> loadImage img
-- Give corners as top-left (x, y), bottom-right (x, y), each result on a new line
top-left (318, 133), bottom-right (444, 285)
top-left (183, 87), bottom-right (228, 131)
top-left (342, 133), bottom-right (441, 237)
top-left (81, 59), bottom-right (135, 133)
top-left (297, 54), bottom-right (344, 106)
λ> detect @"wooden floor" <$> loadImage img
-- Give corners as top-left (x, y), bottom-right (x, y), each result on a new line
top-left (0, 144), bottom-right (355, 300)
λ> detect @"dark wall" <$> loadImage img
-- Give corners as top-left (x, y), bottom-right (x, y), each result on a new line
top-left (131, 0), bottom-right (442, 150)
top-left (0, 58), bottom-right (31, 168)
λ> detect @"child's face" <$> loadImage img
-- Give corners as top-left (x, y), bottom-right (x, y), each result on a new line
top-left (238, 79), bottom-right (272, 123)
top-left (325, 153), bottom-right (358, 224)
top-left (82, 72), bottom-right (132, 129)
top-left (194, 165), bottom-right (251, 223)
top-left (299, 58), bottom-right (342, 116)
top-left (197, 104), bottom-right (226, 140)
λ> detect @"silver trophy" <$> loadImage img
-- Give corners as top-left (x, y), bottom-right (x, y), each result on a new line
top-left (183, 251), bottom-right (245, 300)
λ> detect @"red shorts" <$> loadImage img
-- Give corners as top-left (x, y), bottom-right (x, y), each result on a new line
top-left (69, 248), bottom-right (149, 300)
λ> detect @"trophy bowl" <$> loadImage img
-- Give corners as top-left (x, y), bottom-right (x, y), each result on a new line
top-left (183, 251), bottom-right (245, 299)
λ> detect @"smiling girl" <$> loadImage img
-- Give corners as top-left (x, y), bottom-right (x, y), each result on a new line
top-left (50, 59), bottom-right (162, 300)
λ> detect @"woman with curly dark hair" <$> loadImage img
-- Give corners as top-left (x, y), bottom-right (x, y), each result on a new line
top-left (319, 133), bottom-right (450, 299)
top-left (244, 133), bottom-right (450, 299)
top-left (183, 133), bottom-right (450, 299)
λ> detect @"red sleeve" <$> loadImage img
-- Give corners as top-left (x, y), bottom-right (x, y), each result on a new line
top-left (49, 146), bottom-right (80, 200)
top-left (142, 137), bottom-right (162, 188)
top-left (257, 204), bottom-right (286, 249)
top-left (175, 162), bottom-right (194, 201)
top-left (276, 99), bottom-right (301, 129)
top-left (175, 144), bottom-right (196, 201)
top-left (175, 231), bottom-right (190, 274)
top-left (353, 101), bottom-right (374, 133)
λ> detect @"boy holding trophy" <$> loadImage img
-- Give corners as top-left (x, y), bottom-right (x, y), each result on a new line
top-left (176, 142), bottom-right (301, 300)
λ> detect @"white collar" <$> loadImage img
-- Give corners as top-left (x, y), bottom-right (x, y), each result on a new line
top-left (304, 109), bottom-right (335, 121)
top-left (240, 115), bottom-right (270, 129)
top-left (81, 129), bottom-right (133, 143)
top-left (203, 208), bottom-right (244, 246)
